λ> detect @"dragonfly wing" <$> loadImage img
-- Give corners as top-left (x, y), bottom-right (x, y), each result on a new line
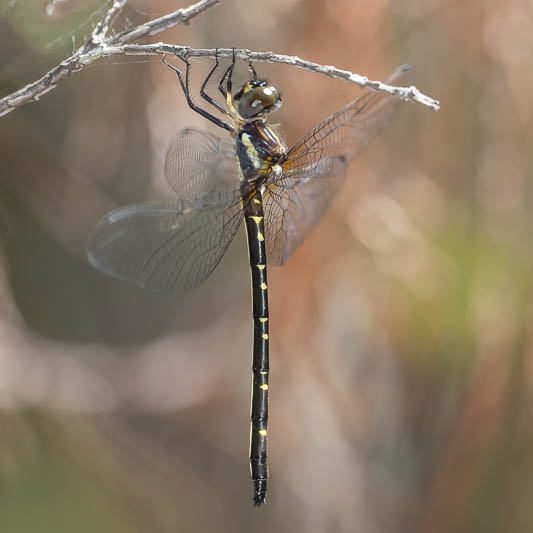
top-left (87, 190), bottom-right (244, 291)
top-left (263, 157), bottom-right (347, 266)
top-left (264, 65), bottom-right (413, 266)
top-left (282, 65), bottom-right (413, 174)
top-left (165, 128), bottom-right (239, 196)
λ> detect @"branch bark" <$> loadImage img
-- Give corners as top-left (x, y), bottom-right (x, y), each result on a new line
top-left (113, 45), bottom-right (440, 111)
top-left (0, 0), bottom-right (439, 118)
top-left (0, 0), bottom-right (221, 118)
top-left (90, 0), bottom-right (129, 45)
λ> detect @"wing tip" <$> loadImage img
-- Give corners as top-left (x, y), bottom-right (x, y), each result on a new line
top-left (388, 64), bottom-right (415, 86)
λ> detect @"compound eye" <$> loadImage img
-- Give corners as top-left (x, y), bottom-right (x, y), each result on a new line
top-left (238, 86), bottom-right (281, 119)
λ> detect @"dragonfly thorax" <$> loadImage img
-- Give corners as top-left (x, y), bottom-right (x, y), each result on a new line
top-left (236, 120), bottom-right (287, 181)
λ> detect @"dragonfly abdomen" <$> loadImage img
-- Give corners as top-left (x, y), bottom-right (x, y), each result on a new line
top-left (244, 190), bottom-right (270, 506)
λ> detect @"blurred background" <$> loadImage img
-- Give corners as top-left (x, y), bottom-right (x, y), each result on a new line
top-left (0, 0), bottom-right (532, 531)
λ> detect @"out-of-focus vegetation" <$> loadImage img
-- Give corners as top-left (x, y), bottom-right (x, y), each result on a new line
top-left (1, 0), bottom-right (532, 531)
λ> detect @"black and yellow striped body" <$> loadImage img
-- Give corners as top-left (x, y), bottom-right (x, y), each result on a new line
top-left (244, 192), bottom-right (269, 506)
top-left (236, 118), bottom-right (285, 506)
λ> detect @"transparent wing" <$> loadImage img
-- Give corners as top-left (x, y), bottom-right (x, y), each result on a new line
top-left (164, 128), bottom-right (239, 196)
top-left (264, 156), bottom-right (347, 266)
top-left (87, 190), bottom-right (244, 291)
top-left (281, 65), bottom-right (413, 178)
top-left (264, 65), bottom-right (413, 266)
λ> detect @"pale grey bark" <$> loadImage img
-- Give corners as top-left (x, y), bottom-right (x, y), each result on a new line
top-left (0, 0), bottom-right (439, 118)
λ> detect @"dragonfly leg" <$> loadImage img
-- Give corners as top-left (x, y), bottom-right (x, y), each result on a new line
top-left (226, 48), bottom-right (236, 100)
top-left (218, 47), bottom-right (237, 101)
top-left (199, 49), bottom-right (229, 116)
top-left (248, 60), bottom-right (258, 82)
top-left (162, 54), bottom-right (234, 133)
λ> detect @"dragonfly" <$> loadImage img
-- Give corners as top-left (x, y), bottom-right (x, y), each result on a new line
top-left (87, 50), bottom-right (412, 506)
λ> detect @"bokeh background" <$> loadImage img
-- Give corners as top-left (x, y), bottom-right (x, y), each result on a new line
top-left (1, 0), bottom-right (532, 531)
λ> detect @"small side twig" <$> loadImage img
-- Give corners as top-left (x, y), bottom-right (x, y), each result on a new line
top-left (0, 0), bottom-right (220, 118)
top-left (0, 0), bottom-right (439, 118)
top-left (90, 0), bottom-right (129, 45)
top-left (107, 0), bottom-right (221, 45)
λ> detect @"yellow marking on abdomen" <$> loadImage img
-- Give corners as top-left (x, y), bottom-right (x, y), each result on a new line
top-left (259, 317), bottom-right (268, 323)
top-left (250, 216), bottom-right (263, 224)
top-left (262, 333), bottom-right (269, 340)
top-left (259, 384), bottom-right (268, 391)
top-left (258, 429), bottom-right (267, 437)
top-left (260, 371), bottom-right (268, 375)
top-left (257, 232), bottom-right (264, 241)
top-left (260, 282), bottom-right (267, 290)
top-left (256, 264), bottom-right (265, 270)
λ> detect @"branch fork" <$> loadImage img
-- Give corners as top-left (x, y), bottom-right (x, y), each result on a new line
top-left (0, 0), bottom-right (440, 118)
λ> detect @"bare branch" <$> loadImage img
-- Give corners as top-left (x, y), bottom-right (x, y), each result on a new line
top-left (110, 45), bottom-right (441, 111)
top-left (0, 0), bottom-right (439, 117)
top-left (107, 0), bottom-right (221, 45)
top-left (0, 0), bottom-right (219, 118)
top-left (91, 0), bottom-right (129, 45)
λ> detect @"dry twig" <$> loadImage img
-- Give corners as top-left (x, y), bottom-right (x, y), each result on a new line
top-left (0, 0), bottom-right (440, 118)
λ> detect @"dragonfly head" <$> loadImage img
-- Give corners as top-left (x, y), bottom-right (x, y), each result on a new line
top-left (233, 79), bottom-right (282, 119)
